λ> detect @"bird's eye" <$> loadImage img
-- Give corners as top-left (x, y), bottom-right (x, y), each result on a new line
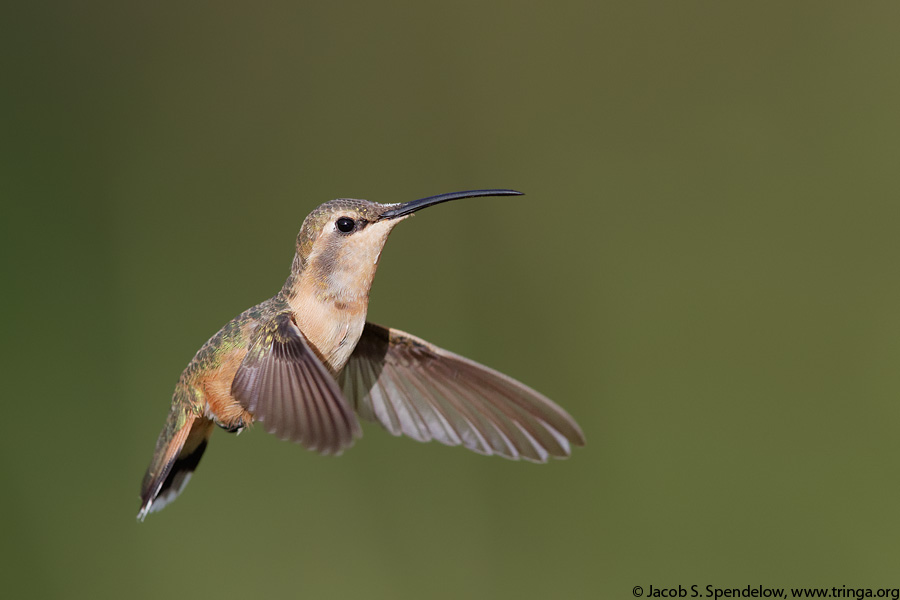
top-left (336, 217), bottom-right (356, 233)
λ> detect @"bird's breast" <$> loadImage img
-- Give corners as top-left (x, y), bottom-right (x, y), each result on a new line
top-left (291, 294), bottom-right (367, 375)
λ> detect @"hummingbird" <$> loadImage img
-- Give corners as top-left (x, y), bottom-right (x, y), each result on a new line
top-left (138, 189), bottom-right (585, 520)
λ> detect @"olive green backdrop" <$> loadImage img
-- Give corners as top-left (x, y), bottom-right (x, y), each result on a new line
top-left (4, 2), bottom-right (900, 598)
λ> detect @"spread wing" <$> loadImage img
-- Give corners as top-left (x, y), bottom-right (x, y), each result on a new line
top-left (339, 323), bottom-right (585, 462)
top-left (232, 312), bottom-right (361, 455)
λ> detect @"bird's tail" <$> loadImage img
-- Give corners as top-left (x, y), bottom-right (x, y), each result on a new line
top-left (138, 402), bottom-right (213, 521)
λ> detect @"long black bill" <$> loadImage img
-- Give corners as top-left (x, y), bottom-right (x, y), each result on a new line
top-left (379, 189), bottom-right (524, 220)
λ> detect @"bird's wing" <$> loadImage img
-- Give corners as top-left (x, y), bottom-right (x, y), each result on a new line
top-left (232, 312), bottom-right (361, 454)
top-left (339, 322), bottom-right (585, 462)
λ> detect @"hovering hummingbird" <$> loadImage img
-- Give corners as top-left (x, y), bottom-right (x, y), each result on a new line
top-left (138, 189), bottom-right (585, 520)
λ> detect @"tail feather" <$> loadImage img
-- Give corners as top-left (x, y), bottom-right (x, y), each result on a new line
top-left (138, 408), bottom-right (213, 521)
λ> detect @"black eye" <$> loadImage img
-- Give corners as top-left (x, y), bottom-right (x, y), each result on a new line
top-left (336, 217), bottom-right (355, 233)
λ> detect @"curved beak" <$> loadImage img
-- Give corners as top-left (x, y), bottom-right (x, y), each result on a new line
top-left (379, 189), bottom-right (524, 220)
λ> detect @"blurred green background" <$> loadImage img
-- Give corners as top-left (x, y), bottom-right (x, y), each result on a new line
top-left (4, 1), bottom-right (900, 598)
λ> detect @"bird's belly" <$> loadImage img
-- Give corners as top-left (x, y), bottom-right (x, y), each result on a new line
top-left (199, 347), bottom-right (253, 429)
top-left (326, 316), bottom-right (365, 373)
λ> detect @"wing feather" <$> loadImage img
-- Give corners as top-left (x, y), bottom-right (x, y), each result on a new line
top-left (232, 312), bottom-right (361, 454)
top-left (339, 323), bottom-right (585, 462)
